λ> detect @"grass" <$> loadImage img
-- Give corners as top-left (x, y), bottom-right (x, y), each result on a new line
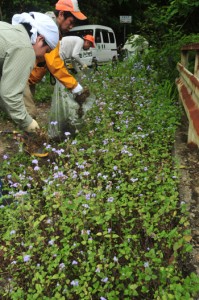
top-left (0, 58), bottom-right (199, 300)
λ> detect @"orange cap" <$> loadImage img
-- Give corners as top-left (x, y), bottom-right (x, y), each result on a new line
top-left (55, 0), bottom-right (87, 20)
top-left (83, 35), bottom-right (95, 47)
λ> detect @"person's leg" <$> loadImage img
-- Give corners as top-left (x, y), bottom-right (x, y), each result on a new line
top-left (23, 83), bottom-right (37, 119)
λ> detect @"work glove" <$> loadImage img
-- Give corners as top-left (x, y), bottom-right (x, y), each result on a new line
top-left (72, 83), bottom-right (83, 94)
top-left (25, 119), bottom-right (40, 133)
top-left (82, 64), bottom-right (88, 70)
top-left (74, 88), bottom-right (90, 105)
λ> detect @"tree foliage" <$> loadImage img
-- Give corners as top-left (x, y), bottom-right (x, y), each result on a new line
top-left (1, 0), bottom-right (199, 41)
top-left (1, 0), bottom-right (199, 85)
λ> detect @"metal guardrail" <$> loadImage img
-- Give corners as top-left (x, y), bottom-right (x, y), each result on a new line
top-left (176, 43), bottom-right (199, 147)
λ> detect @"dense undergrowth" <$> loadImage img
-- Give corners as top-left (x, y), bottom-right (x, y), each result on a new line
top-left (0, 58), bottom-right (199, 299)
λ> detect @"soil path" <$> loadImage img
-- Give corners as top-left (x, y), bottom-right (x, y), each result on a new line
top-left (174, 116), bottom-right (199, 276)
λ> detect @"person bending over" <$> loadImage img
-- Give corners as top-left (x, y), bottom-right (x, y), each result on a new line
top-left (0, 12), bottom-right (59, 132)
top-left (25, 0), bottom-right (89, 120)
top-left (60, 34), bottom-right (95, 73)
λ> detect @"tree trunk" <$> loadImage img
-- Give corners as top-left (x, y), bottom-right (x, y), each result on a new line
top-left (0, 7), bottom-right (2, 21)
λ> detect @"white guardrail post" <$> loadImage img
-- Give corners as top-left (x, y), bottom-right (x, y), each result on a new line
top-left (176, 43), bottom-right (199, 148)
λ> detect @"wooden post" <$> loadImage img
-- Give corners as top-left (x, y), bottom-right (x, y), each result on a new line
top-left (181, 50), bottom-right (189, 69)
top-left (176, 43), bottom-right (199, 148)
top-left (194, 50), bottom-right (199, 78)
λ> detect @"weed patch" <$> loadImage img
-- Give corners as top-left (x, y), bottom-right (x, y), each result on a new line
top-left (0, 60), bottom-right (198, 299)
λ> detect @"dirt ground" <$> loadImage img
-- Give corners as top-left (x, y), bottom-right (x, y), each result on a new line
top-left (0, 106), bottom-right (199, 279)
top-left (174, 115), bottom-right (199, 276)
top-left (0, 103), bottom-right (50, 157)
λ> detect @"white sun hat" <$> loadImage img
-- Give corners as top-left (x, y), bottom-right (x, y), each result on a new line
top-left (12, 12), bottom-right (59, 49)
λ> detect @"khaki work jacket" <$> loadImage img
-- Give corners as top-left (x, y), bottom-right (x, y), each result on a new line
top-left (0, 22), bottom-right (35, 129)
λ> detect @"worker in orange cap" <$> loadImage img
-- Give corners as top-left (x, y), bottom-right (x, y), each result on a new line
top-left (59, 34), bottom-right (95, 73)
top-left (24, 0), bottom-right (89, 120)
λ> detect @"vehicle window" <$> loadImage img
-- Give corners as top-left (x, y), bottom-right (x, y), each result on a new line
top-left (66, 29), bottom-right (93, 38)
top-left (101, 30), bottom-right (109, 43)
top-left (95, 29), bottom-right (101, 43)
top-left (109, 32), bottom-right (115, 43)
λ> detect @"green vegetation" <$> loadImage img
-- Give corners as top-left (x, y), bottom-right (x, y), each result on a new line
top-left (34, 74), bottom-right (54, 103)
top-left (1, 58), bottom-right (198, 299)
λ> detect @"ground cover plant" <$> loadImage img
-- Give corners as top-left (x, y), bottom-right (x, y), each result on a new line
top-left (0, 58), bottom-right (199, 299)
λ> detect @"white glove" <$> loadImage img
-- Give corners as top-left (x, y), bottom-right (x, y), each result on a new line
top-left (72, 83), bottom-right (83, 94)
top-left (82, 64), bottom-right (88, 70)
top-left (25, 119), bottom-right (40, 132)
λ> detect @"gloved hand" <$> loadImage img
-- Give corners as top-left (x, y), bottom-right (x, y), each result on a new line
top-left (72, 83), bottom-right (83, 94)
top-left (82, 64), bottom-right (88, 70)
top-left (74, 88), bottom-right (90, 105)
top-left (25, 119), bottom-right (40, 133)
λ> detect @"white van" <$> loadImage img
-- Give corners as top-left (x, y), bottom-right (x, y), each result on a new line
top-left (66, 25), bottom-right (118, 67)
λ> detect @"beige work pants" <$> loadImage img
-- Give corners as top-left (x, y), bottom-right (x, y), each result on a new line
top-left (23, 83), bottom-right (37, 119)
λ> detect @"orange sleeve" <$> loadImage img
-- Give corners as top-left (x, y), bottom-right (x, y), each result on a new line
top-left (44, 42), bottom-right (78, 90)
top-left (28, 60), bottom-right (47, 85)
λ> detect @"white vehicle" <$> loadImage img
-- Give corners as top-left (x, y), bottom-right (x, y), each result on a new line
top-left (66, 25), bottom-right (118, 67)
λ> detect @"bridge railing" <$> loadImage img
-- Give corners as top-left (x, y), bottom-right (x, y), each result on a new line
top-left (176, 43), bottom-right (199, 148)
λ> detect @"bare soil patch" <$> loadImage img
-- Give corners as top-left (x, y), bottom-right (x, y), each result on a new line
top-left (0, 103), bottom-right (50, 158)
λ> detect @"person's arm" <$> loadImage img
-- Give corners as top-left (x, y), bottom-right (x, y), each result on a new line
top-left (1, 46), bottom-right (35, 129)
top-left (71, 40), bottom-right (85, 67)
top-left (45, 42), bottom-right (80, 91)
top-left (28, 59), bottom-right (48, 85)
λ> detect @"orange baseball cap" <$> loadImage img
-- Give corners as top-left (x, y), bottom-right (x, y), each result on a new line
top-left (55, 0), bottom-right (87, 20)
top-left (83, 35), bottom-right (95, 47)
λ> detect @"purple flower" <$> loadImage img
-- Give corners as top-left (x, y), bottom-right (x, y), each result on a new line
top-left (113, 256), bottom-right (118, 262)
top-left (95, 267), bottom-right (100, 273)
top-left (70, 279), bottom-right (79, 286)
top-left (14, 191), bottom-right (27, 197)
top-left (50, 121), bottom-right (58, 125)
top-left (10, 230), bottom-right (16, 235)
top-left (46, 219), bottom-right (52, 224)
top-left (59, 263), bottom-right (65, 270)
top-left (130, 177), bottom-right (138, 183)
top-left (107, 197), bottom-right (114, 202)
top-left (32, 159), bottom-right (38, 164)
top-left (23, 255), bottom-right (31, 262)
top-left (34, 166), bottom-right (40, 171)
top-left (83, 171), bottom-right (90, 176)
top-left (72, 260), bottom-right (78, 265)
top-left (101, 277), bottom-right (108, 283)
top-left (48, 240), bottom-right (54, 245)
top-left (85, 193), bottom-right (91, 200)
top-left (82, 204), bottom-right (89, 208)
top-left (64, 132), bottom-right (71, 136)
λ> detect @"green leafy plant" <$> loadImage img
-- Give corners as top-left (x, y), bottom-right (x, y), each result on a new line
top-left (34, 73), bottom-right (54, 104)
top-left (0, 59), bottom-right (198, 299)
